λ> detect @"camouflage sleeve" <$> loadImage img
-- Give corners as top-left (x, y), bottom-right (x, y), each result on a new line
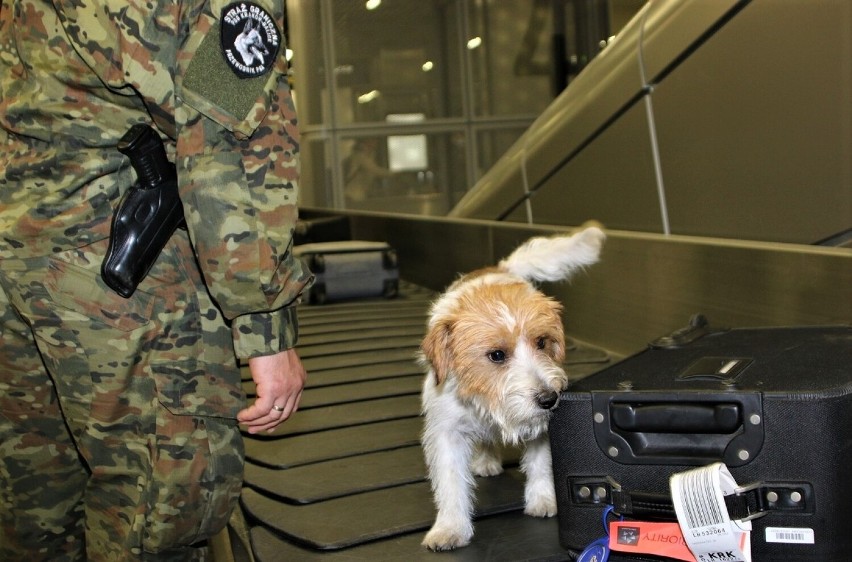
top-left (173, 0), bottom-right (313, 357)
top-left (232, 305), bottom-right (300, 359)
top-left (43, 0), bottom-right (311, 358)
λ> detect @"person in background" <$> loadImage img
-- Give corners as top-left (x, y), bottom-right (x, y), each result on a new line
top-left (344, 137), bottom-right (396, 206)
top-left (0, 1), bottom-right (312, 560)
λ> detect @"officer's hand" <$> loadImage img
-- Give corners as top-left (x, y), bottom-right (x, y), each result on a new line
top-left (238, 348), bottom-right (307, 434)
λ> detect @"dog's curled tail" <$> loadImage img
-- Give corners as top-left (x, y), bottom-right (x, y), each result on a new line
top-left (498, 221), bottom-right (605, 283)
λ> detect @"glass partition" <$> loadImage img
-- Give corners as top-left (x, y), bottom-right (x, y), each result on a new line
top-left (287, 0), bottom-right (641, 215)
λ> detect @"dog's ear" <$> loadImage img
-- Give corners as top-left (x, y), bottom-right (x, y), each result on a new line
top-left (421, 320), bottom-right (453, 385)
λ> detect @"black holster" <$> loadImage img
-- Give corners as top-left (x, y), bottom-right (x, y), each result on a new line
top-left (101, 124), bottom-right (185, 298)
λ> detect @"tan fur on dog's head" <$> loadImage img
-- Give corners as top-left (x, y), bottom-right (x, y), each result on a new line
top-left (421, 280), bottom-right (565, 409)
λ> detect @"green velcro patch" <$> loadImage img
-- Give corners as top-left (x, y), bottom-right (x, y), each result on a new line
top-left (183, 22), bottom-right (268, 122)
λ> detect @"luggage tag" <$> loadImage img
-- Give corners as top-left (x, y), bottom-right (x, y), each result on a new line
top-left (577, 506), bottom-right (619, 562)
top-left (577, 537), bottom-right (610, 562)
top-left (607, 520), bottom-right (697, 561)
top-left (670, 462), bottom-right (753, 562)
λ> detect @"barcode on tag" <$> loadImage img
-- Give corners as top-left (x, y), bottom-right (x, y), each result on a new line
top-left (765, 527), bottom-right (814, 544)
top-left (679, 468), bottom-right (725, 527)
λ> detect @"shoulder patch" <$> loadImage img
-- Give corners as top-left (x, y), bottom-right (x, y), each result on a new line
top-left (220, 2), bottom-right (281, 79)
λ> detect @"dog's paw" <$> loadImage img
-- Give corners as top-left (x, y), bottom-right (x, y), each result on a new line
top-left (422, 524), bottom-right (473, 551)
top-left (470, 454), bottom-right (503, 477)
top-left (524, 494), bottom-right (558, 518)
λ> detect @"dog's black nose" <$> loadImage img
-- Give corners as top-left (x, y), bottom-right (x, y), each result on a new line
top-left (536, 391), bottom-right (559, 410)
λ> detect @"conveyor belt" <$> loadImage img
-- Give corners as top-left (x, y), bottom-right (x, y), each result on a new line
top-left (234, 281), bottom-right (613, 560)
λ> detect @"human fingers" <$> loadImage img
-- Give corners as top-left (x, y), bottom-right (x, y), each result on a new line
top-left (238, 389), bottom-right (302, 433)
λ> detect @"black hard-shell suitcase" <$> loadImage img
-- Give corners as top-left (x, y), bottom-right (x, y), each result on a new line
top-left (294, 241), bottom-right (399, 304)
top-left (550, 319), bottom-right (852, 561)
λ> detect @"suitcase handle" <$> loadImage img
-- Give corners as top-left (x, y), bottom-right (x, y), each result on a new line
top-left (591, 392), bottom-right (764, 466)
top-left (611, 403), bottom-right (741, 434)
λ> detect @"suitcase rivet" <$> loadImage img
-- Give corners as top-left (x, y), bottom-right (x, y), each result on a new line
top-left (737, 449), bottom-right (750, 461)
top-left (594, 412), bottom-right (604, 423)
top-left (617, 380), bottom-right (633, 390)
top-left (749, 414), bottom-right (762, 425)
top-left (595, 486), bottom-right (608, 500)
top-left (578, 486), bottom-right (591, 499)
top-left (790, 491), bottom-right (803, 503)
top-left (766, 491), bottom-right (779, 503)
top-left (608, 446), bottom-right (619, 457)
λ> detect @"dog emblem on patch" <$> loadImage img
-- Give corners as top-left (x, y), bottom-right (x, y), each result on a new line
top-left (221, 2), bottom-right (281, 79)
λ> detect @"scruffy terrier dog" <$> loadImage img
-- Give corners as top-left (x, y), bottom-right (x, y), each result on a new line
top-left (419, 223), bottom-right (605, 551)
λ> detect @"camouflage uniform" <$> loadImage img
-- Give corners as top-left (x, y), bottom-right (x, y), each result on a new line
top-left (0, 1), bottom-right (311, 560)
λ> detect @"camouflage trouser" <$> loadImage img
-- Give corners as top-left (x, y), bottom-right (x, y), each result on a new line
top-left (0, 230), bottom-right (246, 561)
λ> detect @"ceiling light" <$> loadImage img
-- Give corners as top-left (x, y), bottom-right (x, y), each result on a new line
top-left (358, 90), bottom-right (381, 104)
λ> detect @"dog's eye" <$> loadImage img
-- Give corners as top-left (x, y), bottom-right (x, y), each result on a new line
top-left (487, 349), bottom-right (506, 363)
top-left (536, 336), bottom-right (547, 350)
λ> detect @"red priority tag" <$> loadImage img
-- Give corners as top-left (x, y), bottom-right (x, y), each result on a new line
top-left (609, 521), bottom-right (698, 562)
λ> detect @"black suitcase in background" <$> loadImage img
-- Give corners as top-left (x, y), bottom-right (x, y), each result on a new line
top-left (550, 320), bottom-right (852, 561)
top-left (294, 241), bottom-right (399, 304)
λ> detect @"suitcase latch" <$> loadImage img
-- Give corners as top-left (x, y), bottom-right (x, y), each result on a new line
top-left (727, 481), bottom-right (815, 521)
top-left (570, 477), bottom-right (620, 506)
